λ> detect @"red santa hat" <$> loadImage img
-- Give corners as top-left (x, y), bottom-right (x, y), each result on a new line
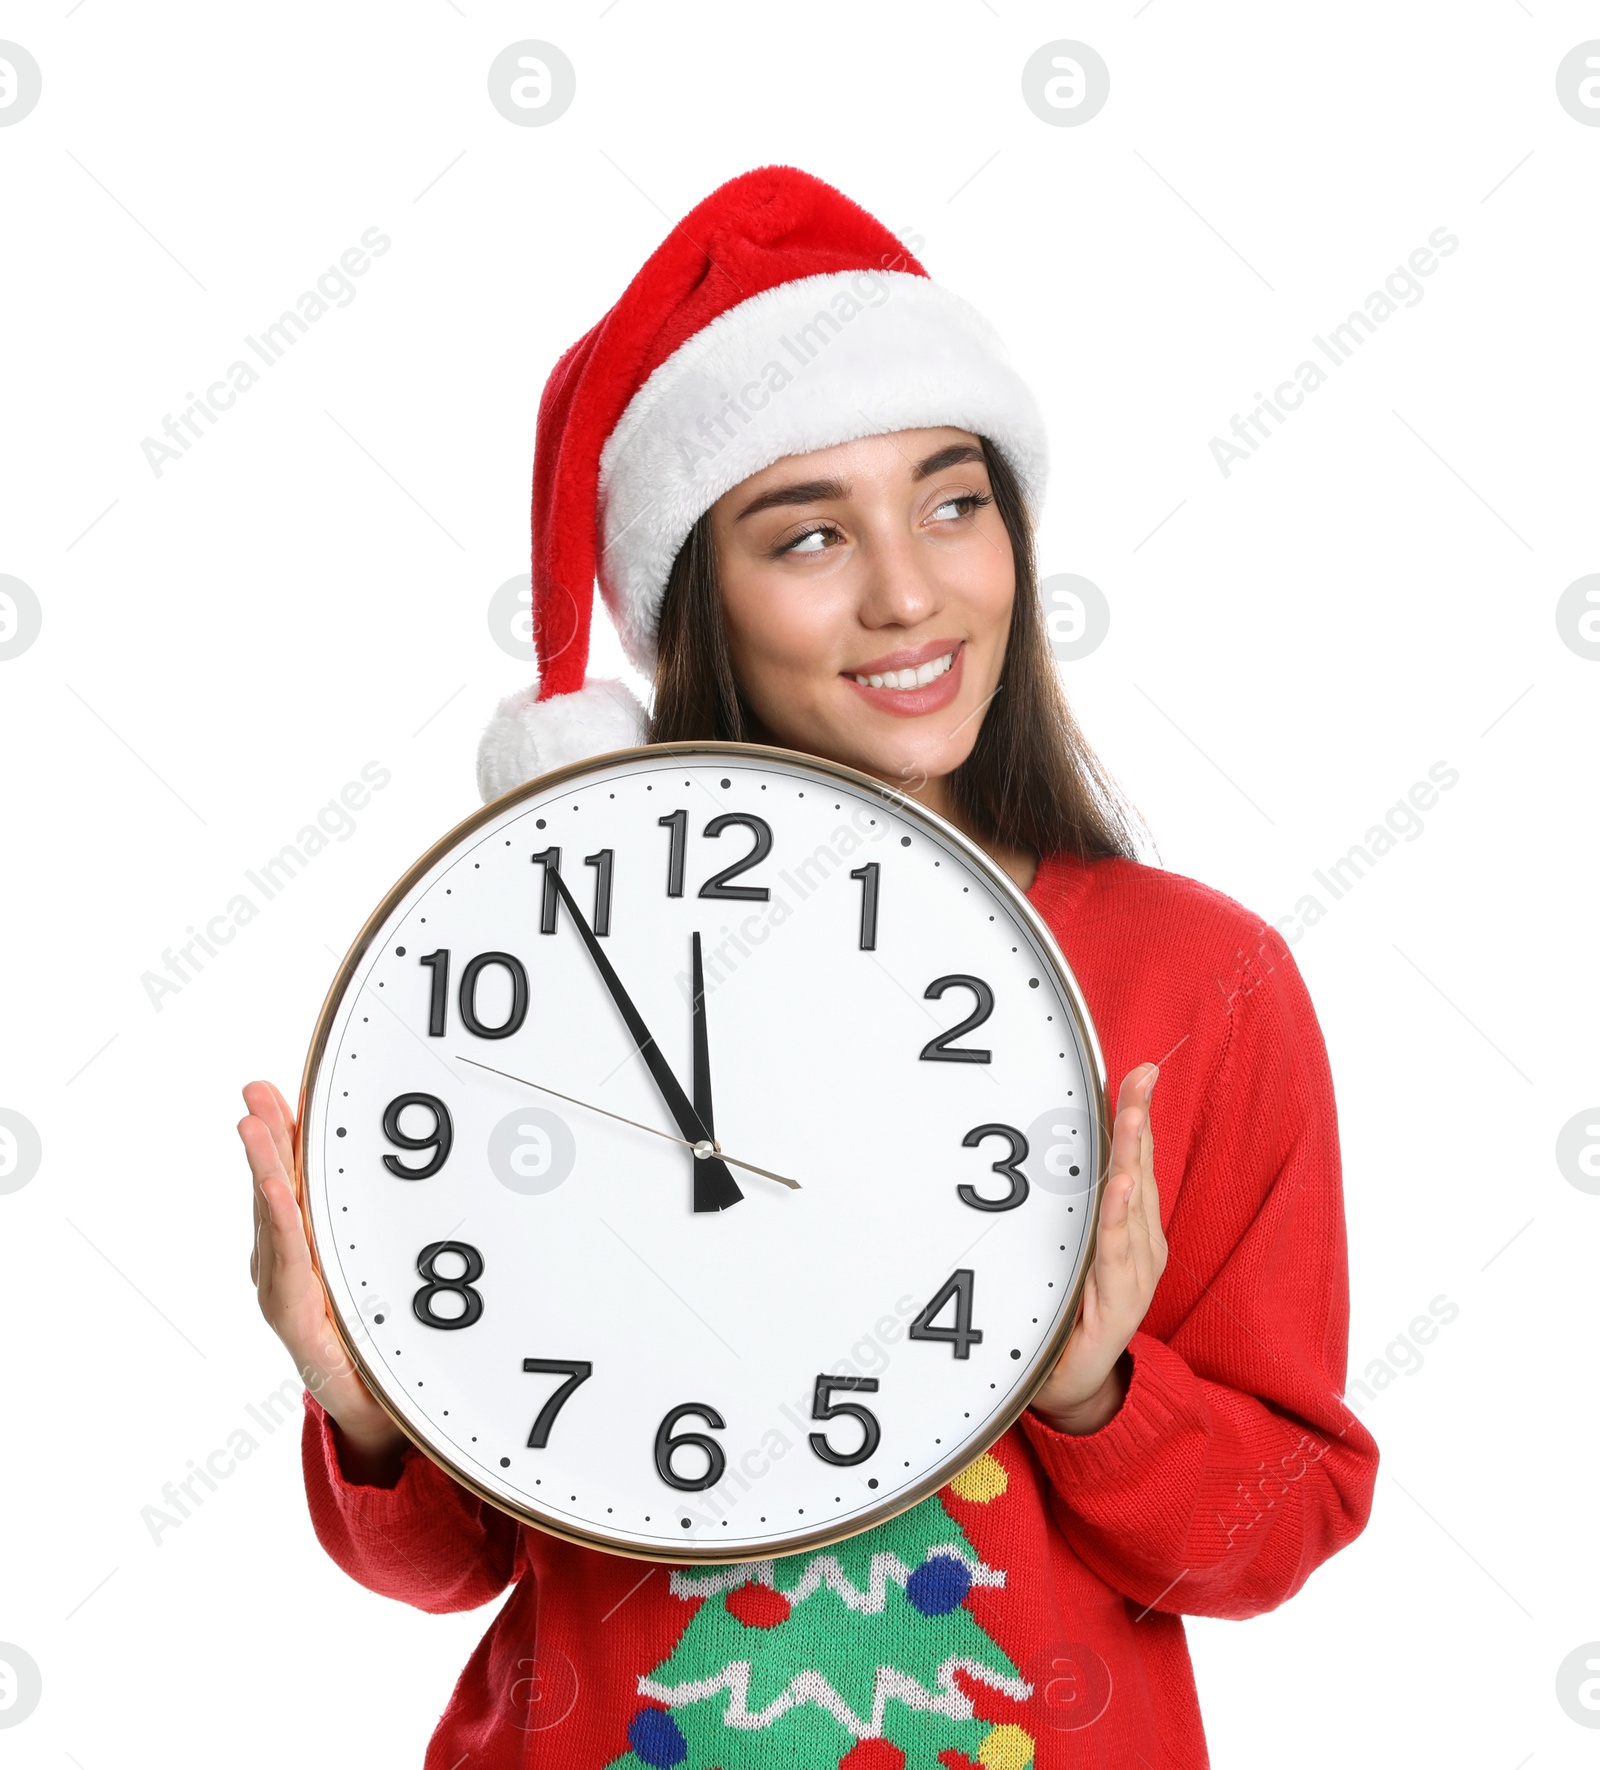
top-left (477, 163), bottom-right (1049, 802)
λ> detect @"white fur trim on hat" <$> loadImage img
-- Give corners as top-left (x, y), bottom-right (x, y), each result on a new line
top-left (476, 677), bottom-right (649, 804)
top-left (595, 269), bottom-right (1049, 674)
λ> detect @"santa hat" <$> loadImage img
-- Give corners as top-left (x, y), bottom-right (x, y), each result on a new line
top-left (477, 163), bottom-right (1049, 802)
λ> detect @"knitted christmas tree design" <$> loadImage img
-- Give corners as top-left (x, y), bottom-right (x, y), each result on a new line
top-left (609, 1480), bottom-right (1033, 1770)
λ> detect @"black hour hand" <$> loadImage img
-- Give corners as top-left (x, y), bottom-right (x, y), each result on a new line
top-left (543, 866), bottom-right (743, 1212)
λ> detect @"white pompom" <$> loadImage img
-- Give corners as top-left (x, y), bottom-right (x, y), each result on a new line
top-left (476, 677), bottom-right (650, 804)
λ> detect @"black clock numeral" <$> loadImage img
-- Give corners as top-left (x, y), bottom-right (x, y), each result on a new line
top-left (381, 1092), bottom-right (453, 1180)
top-left (521, 1358), bottom-right (593, 1448)
top-left (659, 811), bottom-right (774, 902)
top-left (653, 1403), bottom-right (727, 1491)
top-left (809, 1375), bottom-right (881, 1466)
top-left (698, 814), bottom-right (772, 901)
top-left (412, 1241), bottom-right (484, 1330)
top-left (919, 975), bottom-right (994, 1064)
top-left (420, 948), bottom-right (528, 1038)
top-left (659, 810), bottom-right (687, 897)
top-left (419, 949), bottom-right (449, 1037)
top-left (531, 847), bottom-right (562, 934)
top-left (850, 863), bottom-right (880, 950)
top-left (584, 849), bottom-right (614, 937)
top-left (458, 951), bottom-right (529, 1040)
top-left (958, 1124), bottom-right (1030, 1212)
top-left (533, 846), bottom-right (614, 936)
top-left (908, 1268), bottom-right (983, 1360)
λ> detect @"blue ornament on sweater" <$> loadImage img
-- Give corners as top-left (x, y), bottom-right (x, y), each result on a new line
top-left (628, 1705), bottom-right (687, 1767)
top-left (906, 1551), bottom-right (973, 1616)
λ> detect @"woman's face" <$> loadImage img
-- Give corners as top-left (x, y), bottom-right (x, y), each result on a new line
top-left (708, 426), bottom-right (1015, 799)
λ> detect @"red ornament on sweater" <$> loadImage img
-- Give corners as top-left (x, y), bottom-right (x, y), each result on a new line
top-left (723, 1580), bottom-right (791, 1629)
top-left (840, 1740), bottom-right (907, 1770)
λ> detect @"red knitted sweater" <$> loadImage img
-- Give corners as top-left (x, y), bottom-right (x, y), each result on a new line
top-left (299, 848), bottom-right (1378, 1769)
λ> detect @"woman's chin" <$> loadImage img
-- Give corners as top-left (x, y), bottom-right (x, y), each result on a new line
top-left (749, 690), bottom-right (977, 791)
top-left (825, 730), bottom-right (972, 799)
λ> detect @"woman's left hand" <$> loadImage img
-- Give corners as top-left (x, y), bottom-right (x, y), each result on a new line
top-left (1029, 1062), bottom-right (1166, 1435)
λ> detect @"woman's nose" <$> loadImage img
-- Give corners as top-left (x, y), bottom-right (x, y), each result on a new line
top-left (856, 526), bottom-right (942, 629)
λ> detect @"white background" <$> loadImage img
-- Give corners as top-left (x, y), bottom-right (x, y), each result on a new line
top-left (1, 3), bottom-right (1596, 1764)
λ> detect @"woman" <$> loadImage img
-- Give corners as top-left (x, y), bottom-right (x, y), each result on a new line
top-left (240, 167), bottom-right (1377, 1769)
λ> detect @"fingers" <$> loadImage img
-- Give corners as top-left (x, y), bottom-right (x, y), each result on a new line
top-left (243, 1080), bottom-right (299, 1197)
top-left (1105, 1063), bottom-right (1156, 1215)
top-left (265, 1078), bottom-right (298, 1126)
top-left (1097, 1062), bottom-right (1164, 1290)
top-left (1116, 1062), bottom-right (1159, 1115)
top-left (1041, 1067), bottom-right (1164, 1420)
top-left (258, 1157), bottom-right (315, 1296)
top-left (238, 1112), bottom-right (284, 1300)
top-left (266, 1080), bottom-right (301, 1186)
top-left (1125, 1065), bottom-right (1166, 1272)
top-left (238, 1104), bottom-right (314, 1320)
top-left (238, 1108), bottom-right (285, 1205)
top-left (1124, 1107), bottom-right (1154, 1233)
top-left (248, 1147), bottom-right (263, 1287)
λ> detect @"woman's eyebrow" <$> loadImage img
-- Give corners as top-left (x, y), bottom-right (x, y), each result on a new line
top-left (732, 477), bottom-right (847, 522)
top-left (910, 442), bottom-right (986, 480)
top-left (732, 444), bottom-right (987, 523)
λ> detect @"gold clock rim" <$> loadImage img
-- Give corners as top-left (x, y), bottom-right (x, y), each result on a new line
top-left (295, 738), bottom-right (1110, 1566)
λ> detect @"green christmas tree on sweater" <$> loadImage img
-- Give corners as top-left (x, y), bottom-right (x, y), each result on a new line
top-left (608, 1478), bottom-right (1034, 1770)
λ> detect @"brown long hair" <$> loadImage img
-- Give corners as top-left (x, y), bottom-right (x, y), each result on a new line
top-left (648, 436), bottom-right (1147, 863)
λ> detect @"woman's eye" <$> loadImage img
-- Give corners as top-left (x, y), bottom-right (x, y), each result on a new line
top-left (775, 494), bottom-right (989, 556)
top-left (778, 524), bottom-right (837, 556)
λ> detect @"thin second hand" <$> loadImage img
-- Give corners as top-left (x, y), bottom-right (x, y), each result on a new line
top-left (454, 1056), bottom-right (802, 1190)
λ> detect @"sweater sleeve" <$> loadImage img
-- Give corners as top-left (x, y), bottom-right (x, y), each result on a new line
top-left (299, 1388), bottom-right (521, 1614)
top-left (1019, 929), bottom-right (1379, 1621)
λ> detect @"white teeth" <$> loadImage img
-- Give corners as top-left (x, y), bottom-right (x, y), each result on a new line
top-left (853, 651), bottom-right (955, 692)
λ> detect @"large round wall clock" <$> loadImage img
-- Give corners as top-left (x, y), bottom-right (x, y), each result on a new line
top-left (297, 740), bottom-right (1108, 1563)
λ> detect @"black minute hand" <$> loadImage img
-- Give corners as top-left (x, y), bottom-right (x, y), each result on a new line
top-left (691, 931), bottom-right (714, 1150)
top-left (543, 864), bottom-right (744, 1213)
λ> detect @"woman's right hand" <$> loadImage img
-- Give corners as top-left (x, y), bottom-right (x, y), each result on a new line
top-left (239, 1079), bottom-right (409, 1482)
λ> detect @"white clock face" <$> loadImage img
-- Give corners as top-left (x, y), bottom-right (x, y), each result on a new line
top-left (301, 744), bottom-right (1106, 1562)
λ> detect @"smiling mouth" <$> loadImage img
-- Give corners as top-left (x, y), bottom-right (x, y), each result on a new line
top-left (850, 650), bottom-right (957, 692)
